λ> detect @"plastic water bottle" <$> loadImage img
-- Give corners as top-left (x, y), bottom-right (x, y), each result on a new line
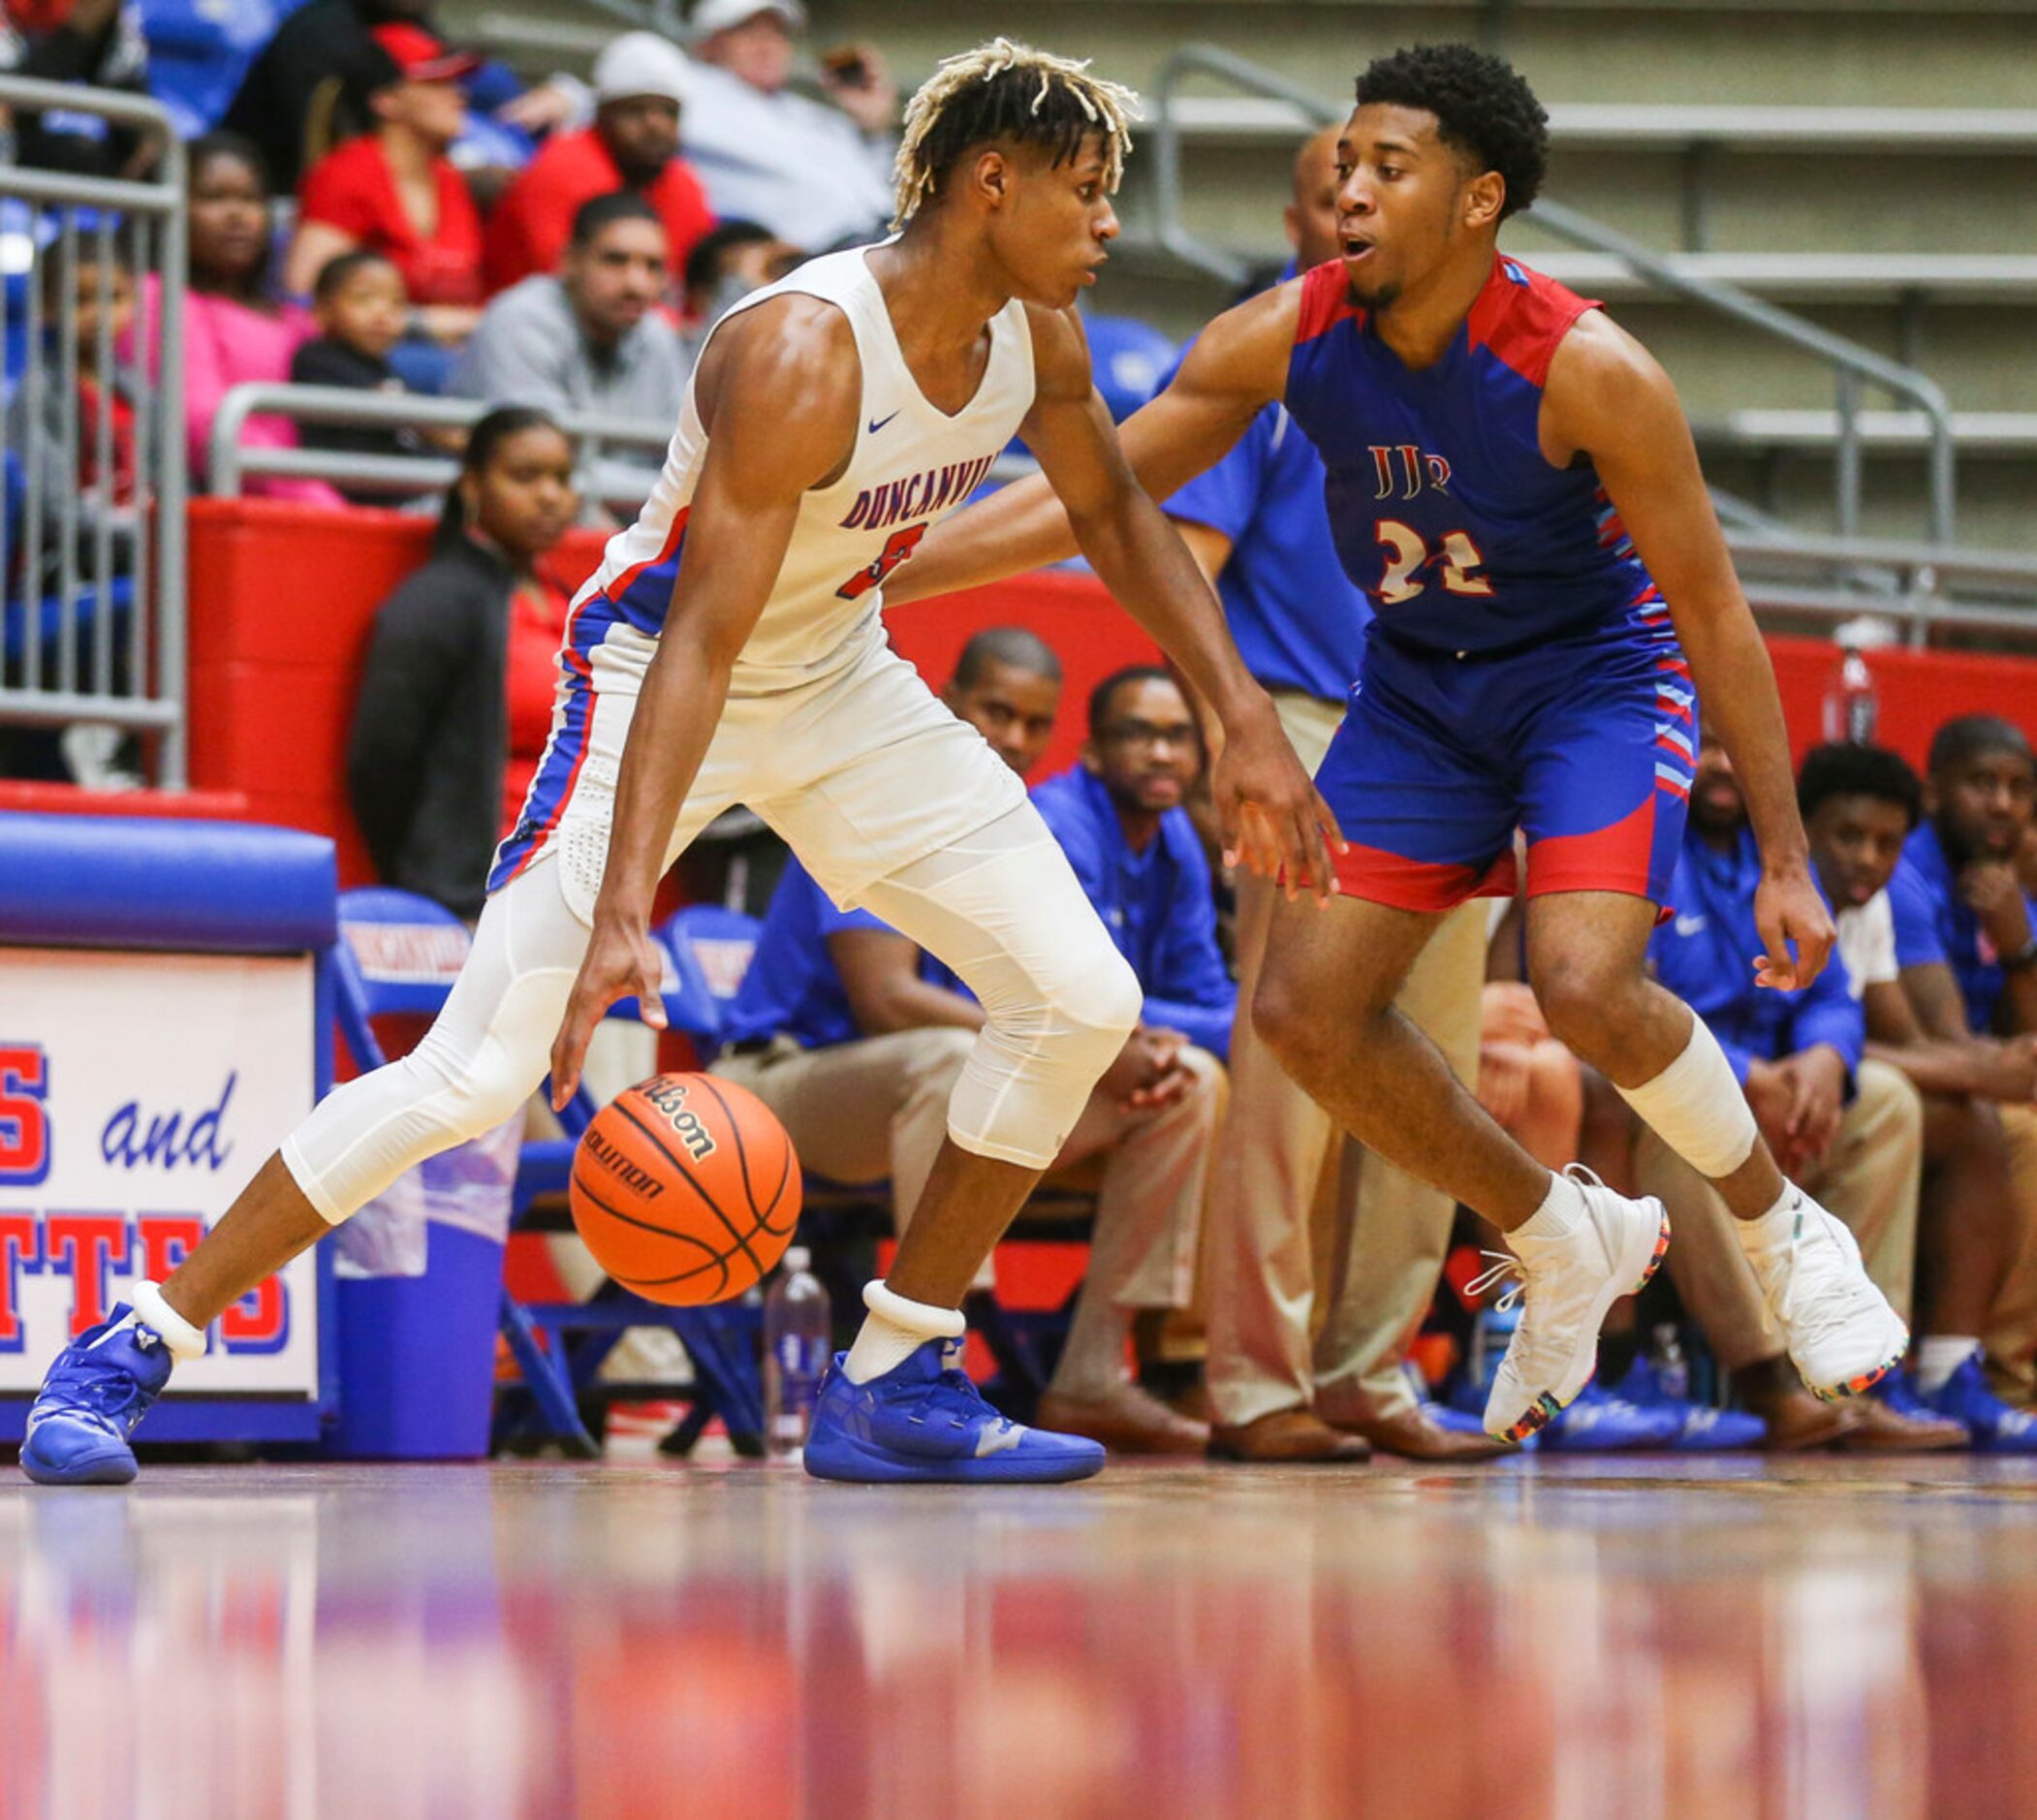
top-left (1648, 1323), bottom-right (1690, 1403)
top-left (763, 1247), bottom-right (829, 1457)
top-left (1821, 617), bottom-right (1891, 745)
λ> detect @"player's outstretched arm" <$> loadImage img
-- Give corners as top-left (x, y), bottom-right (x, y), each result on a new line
top-left (549, 301), bottom-right (862, 1106)
top-left (883, 284), bottom-right (1298, 607)
top-left (1545, 314), bottom-right (1832, 990)
top-left (1014, 301), bottom-right (1340, 898)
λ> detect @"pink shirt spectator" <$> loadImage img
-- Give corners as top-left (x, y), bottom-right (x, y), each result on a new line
top-left (129, 275), bottom-right (344, 506)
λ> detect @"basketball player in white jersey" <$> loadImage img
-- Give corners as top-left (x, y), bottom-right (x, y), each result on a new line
top-left (22, 41), bottom-right (1338, 1487)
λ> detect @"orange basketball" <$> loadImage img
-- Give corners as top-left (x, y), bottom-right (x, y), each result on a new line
top-left (569, 1073), bottom-right (802, 1305)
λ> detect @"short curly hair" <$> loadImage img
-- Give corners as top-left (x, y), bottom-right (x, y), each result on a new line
top-left (1798, 742), bottom-right (1924, 830)
top-left (1354, 44), bottom-right (1550, 221)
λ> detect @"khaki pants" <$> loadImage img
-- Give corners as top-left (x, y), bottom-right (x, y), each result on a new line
top-left (1635, 1056), bottom-right (1922, 1371)
top-left (1203, 690), bottom-right (1489, 1429)
top-left (1985, 1103), bottom-right (2037, 1402)
top-left (716, 1029), bottom-right (1224, 1394)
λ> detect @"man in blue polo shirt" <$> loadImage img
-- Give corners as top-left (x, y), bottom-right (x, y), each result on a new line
top-left (714, 637), bottom-right (1226, 1457)
top-left (1160, 126), bottom-right (1497, 1464)
top-left (1889, 714), bottom-right (2037, 1406)
top-left (1639, 733), bottom-right (1959, 1449)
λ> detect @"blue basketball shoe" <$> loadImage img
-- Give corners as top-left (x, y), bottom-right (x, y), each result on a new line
top-left (803, 1339), bottom-right (1106, 1484)
top-left (1923, 1354), bottom-right (2037, 1454)
top-left (19, 1304), bottom-right (174, 1486)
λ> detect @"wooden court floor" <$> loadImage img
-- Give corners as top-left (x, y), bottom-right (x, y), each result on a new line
top-left (4, 1454), bottom-right (2035, 1817)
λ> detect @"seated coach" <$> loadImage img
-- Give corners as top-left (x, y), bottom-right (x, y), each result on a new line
top-left (714, 641), bottom-right (1226, 1457)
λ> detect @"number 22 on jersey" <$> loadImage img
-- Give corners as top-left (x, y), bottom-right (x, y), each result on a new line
top-left (1375, 520), bottom-right (1492, 605)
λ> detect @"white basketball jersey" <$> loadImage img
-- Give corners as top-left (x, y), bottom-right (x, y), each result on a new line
top-left (575, 244), bottom-right (1037, 695)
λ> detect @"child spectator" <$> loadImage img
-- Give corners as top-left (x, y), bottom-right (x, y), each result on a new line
top-left (9, 237), bottom-right (140, 601)
top-left (291, 248), bottom-right (419, 499)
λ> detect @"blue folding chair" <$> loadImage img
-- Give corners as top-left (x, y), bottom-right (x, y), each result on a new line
top-left (497, 920), bottom-right (768, 1458)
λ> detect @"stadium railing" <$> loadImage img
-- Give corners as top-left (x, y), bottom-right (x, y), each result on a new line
top-left (208, 384), bottom-right (676, 515)
top-left (0, 75), bottom-right (188, 784)
top-left (209, 382), bottom-right (1040, 516)
top-left (1139, 44), bottom-right (1960, 549)
top-left (1152, 93), bottom-right (2037, 255)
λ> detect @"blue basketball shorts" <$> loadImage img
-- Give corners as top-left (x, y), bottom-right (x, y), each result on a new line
top-left (1315, 623), bottom-right (1697, 914)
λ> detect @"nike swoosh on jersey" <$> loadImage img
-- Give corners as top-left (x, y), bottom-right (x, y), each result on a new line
top-left (1674, 915), bottom-right (1708, 937)
top-left (867, 410), bottom-right (900, 434)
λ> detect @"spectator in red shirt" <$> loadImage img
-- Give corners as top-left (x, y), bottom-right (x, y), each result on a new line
top-left (286, 22), bottom-right (485, 343)
top-left (482, 29), bottom-right (713, 296)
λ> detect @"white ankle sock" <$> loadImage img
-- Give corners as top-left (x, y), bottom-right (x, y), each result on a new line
top-left (1916, 1336), bottom-right (1980, 1395)
top-left (1736, 1183), bottom-right (1801, 1252)
top-left (1514, 1171), bottom-right (1584, 1243)
top-left (842, 1280), bottom-right (967, 1385)
top-left (131, 1280), bottom-right (207, 1362)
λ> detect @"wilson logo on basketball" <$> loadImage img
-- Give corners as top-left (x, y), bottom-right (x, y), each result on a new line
top-left (641, 1076), bottom-right (719, 1163)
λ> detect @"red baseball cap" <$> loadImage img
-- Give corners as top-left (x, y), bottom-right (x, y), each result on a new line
top-left (368, 22), bottom-right (481, 83)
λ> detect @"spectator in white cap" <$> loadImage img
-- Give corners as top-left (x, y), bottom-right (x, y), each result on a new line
top-left (483, 29), bottom-right (715, 296)
top-left (677, 0), bottom-right (896, 251)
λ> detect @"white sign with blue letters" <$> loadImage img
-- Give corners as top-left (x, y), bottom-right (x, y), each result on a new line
top-left (0, 948), bottom-right (320, 1398)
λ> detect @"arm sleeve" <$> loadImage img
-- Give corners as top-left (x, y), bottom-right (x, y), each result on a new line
top-left (447, 302), bottom-right (574, 414)
top-left (345, 567), bottom-right (475, 876)
top-left (1889, 862), bottom-right (1948, 969)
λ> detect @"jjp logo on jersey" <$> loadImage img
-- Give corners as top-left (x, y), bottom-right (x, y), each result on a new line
top-left (1369, 443), bottom-right (1454, 502)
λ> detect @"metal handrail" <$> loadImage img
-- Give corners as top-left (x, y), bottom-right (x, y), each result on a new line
top-left (0, 75), bottom-right (187, 783)
top-left (208, 385), bottom-right (674, 507)
top-left (211, 384), bottom-right (1043, 510)
top-left (1142, 44), bottom-right (1959, 546)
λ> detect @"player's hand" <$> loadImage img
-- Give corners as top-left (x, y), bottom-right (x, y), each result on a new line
top-left (1212, 697), bottom-right (1345, 904)
top-left (1960, 861), bottom-right (2035, 955)
top-left (1777, 1046), bottom-right (1846, 1168)
top-left (1126, 1028), bottom-right (1192, 1111)
top-left (549, 913), bottom-right (668, 1111)
top-left (1974, 1035), bottom-right (2037, 1103)
top-left (1742, 1058), bottom-right (1797, 1163)
top-left (1752, 866), bottom-right (1834, 990)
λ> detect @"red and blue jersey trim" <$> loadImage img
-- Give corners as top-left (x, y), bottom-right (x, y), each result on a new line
top-left (486, 509), bottom-right (691, 894)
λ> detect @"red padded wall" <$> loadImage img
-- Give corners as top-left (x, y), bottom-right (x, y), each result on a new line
top-left (179, 499), bottom-right (2037, 885)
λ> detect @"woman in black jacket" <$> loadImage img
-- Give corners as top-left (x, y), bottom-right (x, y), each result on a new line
top-left (348, 406), bottom-right (578, 918)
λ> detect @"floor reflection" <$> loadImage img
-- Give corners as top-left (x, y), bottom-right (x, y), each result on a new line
top-left (3, 1458), bottom-right (2034, 1816)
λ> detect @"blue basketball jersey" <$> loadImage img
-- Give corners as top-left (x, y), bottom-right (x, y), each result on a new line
top-left (1283, 254), bottom-right (1662, 657)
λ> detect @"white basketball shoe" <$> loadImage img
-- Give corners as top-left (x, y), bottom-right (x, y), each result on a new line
top-left (1480, 1167), bottom-right (1671, 1444)
top-left (1736, 1186), bottom-right (1909, 1400)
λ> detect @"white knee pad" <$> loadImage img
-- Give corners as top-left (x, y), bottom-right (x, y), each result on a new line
top-left (948, 934), bottom-right (1141, 1170)
top-left (283, 859), bottom-right (584, 1223)
top-left (1615, 1013), bottom-right (1760, 1180)
top-left (854, 806), bottom-right (1144, 1175)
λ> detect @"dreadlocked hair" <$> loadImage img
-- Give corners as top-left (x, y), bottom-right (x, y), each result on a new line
top-left (892, 38), bottom-right (1139, 229)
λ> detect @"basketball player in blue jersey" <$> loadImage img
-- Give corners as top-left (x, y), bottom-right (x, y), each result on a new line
top-left (19, 41), bottom-right (1336, 1488)
top-left (893, 44), bottom-right (1907, 1444)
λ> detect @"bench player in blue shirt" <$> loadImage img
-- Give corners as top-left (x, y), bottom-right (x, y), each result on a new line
top-left (893, 44), bottom-right (1904, 1443)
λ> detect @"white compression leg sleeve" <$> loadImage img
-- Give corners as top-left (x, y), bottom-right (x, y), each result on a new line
top-left (855, 805), bottom-right (1143, 1172)
top-left (281, 855), bottom-right (588, 1222)
top-left (1614, 1012), bottom-right (1761, 1181)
